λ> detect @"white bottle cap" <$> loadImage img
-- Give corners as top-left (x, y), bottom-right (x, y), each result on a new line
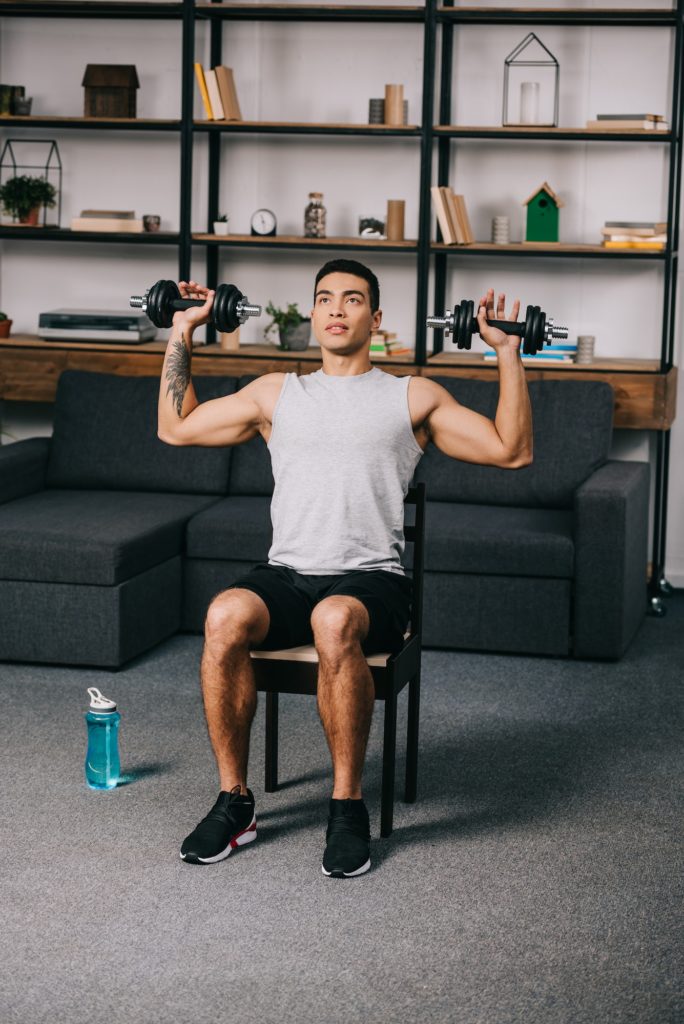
top-left (87, 687), bottom-right (117, 712)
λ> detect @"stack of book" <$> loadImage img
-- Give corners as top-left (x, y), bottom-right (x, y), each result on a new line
top-left (484, 342), bottom-right (578, 366)
top-left (194, 65), bottom-right (242, 121)
top-left (70, 209), bottom-right (143, 232)
top-left (601, 221), bottom-right (667, 250)
top-left (430, 186), bottom-right (474, 245)
top-left (586, 113), bottom-right (669, 131)
top-left (370, 330), bottom-right (413, 358)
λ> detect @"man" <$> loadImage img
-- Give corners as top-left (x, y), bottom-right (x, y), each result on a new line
top-left (158, 258), bottom-right (533, 877)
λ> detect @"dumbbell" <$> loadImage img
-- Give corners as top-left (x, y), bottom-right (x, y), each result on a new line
top-left (130, 280), bottom-right (261, 334)
top-left (426, 299), bottom-right (568, 355)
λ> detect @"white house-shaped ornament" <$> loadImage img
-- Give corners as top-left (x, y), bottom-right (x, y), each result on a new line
top-left (503, 32), bottom-right (559, 127)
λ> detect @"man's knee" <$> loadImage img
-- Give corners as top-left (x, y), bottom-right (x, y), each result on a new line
top-left (205, 588), bottom-right (270, 648)
top-left (311, 596), bottom-right (369, 649)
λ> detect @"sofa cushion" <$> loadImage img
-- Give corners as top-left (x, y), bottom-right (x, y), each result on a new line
top-left (186, 495), bottom-right (273, 562)
top-left (46, 371), bottom-right (239, 495)
top-left (424, 501), bottom-right (575, 578)
top-left (229, 376), bottom-right (275, 495)
top-left (0, 437), bottom-right (50, 505)
top-left (416, 379), bottom-right (614, 509)
top-left (0, 490), bottom-right (219, 585)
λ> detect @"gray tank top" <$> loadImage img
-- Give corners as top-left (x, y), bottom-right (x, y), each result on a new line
top-left (267, 367), bottom-right (424, 575)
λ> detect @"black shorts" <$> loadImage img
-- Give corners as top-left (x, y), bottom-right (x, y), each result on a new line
top-left (225, 562), bottom-right (412, 656)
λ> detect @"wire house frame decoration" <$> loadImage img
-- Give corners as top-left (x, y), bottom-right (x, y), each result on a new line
top-left (502, 33), bottom-right (560, 128)
top-left (0, 138), bottom-right (62, 227)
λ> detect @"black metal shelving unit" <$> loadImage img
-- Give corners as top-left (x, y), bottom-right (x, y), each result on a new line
top-left (0, 1), bottom-right (682, 608)
top-left (430, 2), bottom-right (683, 614)
top-left (192, 0), bottom-right (433, 347)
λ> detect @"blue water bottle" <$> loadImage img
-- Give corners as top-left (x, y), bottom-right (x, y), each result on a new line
top-left (84, 687), bottom-right (121, 790)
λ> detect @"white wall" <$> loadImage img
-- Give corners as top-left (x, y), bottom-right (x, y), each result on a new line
top-left (1, 2), bottom-right (682, 582)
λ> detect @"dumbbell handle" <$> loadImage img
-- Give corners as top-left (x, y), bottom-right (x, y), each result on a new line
top-left (426, 313), bottom-right (568, 342)
top-left (130, 295), bottom-right (200, 313)
top-left (130, 293), bottom-right (261, 322)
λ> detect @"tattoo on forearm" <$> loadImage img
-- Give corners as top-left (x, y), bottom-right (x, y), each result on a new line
top-left (165, 336), bottom-right (191, 417)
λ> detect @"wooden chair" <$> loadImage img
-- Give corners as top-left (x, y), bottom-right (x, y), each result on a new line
top-left (249, 482), bottom-right (426, 838)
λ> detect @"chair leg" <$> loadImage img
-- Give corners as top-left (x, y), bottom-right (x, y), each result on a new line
top-left (405, 670), bottom-right (421, 803)
top-left (265, 691), bottom-right (279, 792)
top-left (381, 691), bottom-right (398, 838)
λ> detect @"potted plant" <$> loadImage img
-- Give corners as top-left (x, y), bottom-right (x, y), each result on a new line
top-left (0, 175), bottom-right (57, 225)
top-left (0, 311), bottom-right (11, 338)
top-left (213, 212), bottom-right (230, 236)
top-left (264, 301), bottom-right (311, 350)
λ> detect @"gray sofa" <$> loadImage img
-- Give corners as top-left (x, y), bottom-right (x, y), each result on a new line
top-left (0, 369), bottom-right (649, 668)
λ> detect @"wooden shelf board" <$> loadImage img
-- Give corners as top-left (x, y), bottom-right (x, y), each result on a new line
top-left (436, 7), bottom-right (676, 21)
top-left (0, 1), bottom-right (183, 16)
top-left (195, 119), bottom-right (420, 132)
top-left (0, 114), bottom-right (180, 127)
top-left (435, 125), bottom-right (671, 138)
top-left (1, 335), bottom-right (167, 354)
top-left (0, 227), bottom-right (180, 242)
top-left (0, 336), bottom-right (413, 363)
top-left (431, 241), bottom-right (667, 256)
top-left (427, 352), bottom-right (662, 373)
top-left (196, 3), bottom-right (425, 17)
top-left (193, 233), bottom-right (418, 249)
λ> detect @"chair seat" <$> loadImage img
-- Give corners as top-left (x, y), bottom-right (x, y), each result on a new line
top-left (250, 630), bottom-right (411, 668)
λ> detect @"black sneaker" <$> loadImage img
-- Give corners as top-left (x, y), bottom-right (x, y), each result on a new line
top-left (322, 798), bottom-right (371, 878)
top-left (180, 786), bottom-right (257, 865)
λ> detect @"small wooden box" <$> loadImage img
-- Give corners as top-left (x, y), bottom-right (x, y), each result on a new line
top-left (82, 64), bottom-right (140, 118)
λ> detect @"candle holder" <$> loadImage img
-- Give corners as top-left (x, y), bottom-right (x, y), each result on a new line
top-left (502, 32), bottom-right (559, 128)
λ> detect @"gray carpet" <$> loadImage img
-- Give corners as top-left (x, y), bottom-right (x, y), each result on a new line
top-left (1, 598), bottom-right (682, 1024)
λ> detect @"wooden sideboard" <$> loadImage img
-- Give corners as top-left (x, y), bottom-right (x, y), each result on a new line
top-left (0, 335), bottom-right (677, 431)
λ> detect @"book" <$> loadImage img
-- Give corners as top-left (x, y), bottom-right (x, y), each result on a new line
top-left (596, 113), bottom-right (665, 121)
top-left (71, 217), bottom-right (143, 232)
top-left (80, 209), bottom-right (136, 219)
top-left (526, 344), bottom-right (577, 354)
top-left (602, 240), bottom-right (666, 250)
top-left (441, 187), bottom-right (463, 243)
top-left (484, 352), bottom-right (575, 365)
top-left (435, 187), bottom-right (474, 245)
top-left (214, 66), bottom-right (242, 121)
top-left (586, 119), bottom-right (668, 130)
top-left (194, 62), bottom-right (213, 119)
top-left (431, 186), bottom-right (455, 244)
top-left (454, 193), bottom-right (474, 244)
top-left (603, 222), bottom-right (667, 234)
top-left (204, 69), bottom-right (225, 121)
top-left (603, 233), bottom-right (667, 244)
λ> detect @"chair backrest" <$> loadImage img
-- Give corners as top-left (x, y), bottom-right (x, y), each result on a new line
top-left (403, 482), bottom-right (426, 643)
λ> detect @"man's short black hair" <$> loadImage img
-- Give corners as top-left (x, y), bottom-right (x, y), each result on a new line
top-left (314, 259), bottom-right (380, 313)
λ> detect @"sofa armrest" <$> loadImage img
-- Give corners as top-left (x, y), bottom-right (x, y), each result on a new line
top-left (573, 459), bottom-right (650, 659)
top-left (0, 438), bottom-right (51, 506)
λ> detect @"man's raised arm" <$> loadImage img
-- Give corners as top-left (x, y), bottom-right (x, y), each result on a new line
top-left (157, 280), bottom-right (262, 448)
top-left (424, 288), bottom-right (533, 468)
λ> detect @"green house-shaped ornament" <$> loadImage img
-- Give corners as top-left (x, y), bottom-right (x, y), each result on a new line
top-left (523, 181), bottom-right (564, 242)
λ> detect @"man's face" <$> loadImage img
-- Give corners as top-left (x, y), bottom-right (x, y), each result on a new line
top-left (311, 272), bottom-right (382, 352)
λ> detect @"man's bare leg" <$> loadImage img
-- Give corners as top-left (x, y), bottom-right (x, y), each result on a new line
top-left (180, 589), bottom-right (271, 864)
top-left (312, 595), bottom-right (374, 877)
top-left (200, 589), bottom-right (270, 795)
top-left (311, 596), bottom-right (374, 799)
